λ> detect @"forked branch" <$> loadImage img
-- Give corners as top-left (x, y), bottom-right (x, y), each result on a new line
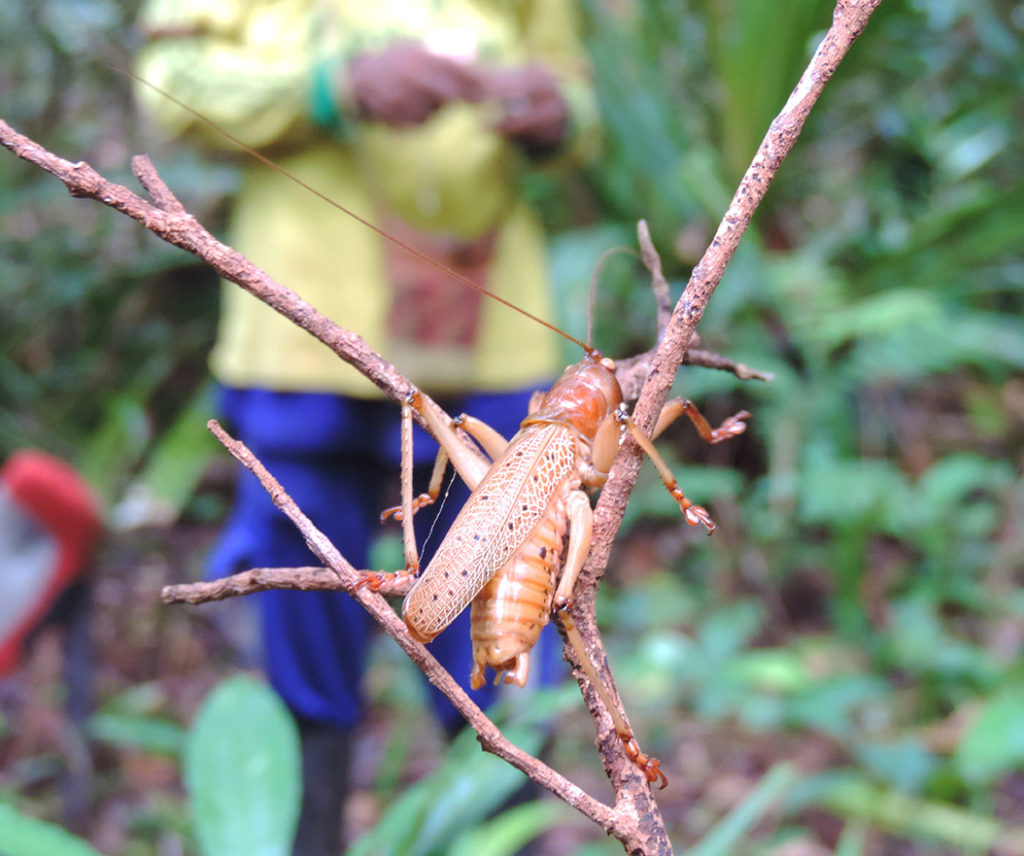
top-left (0, 1), bottom-right (882, 851)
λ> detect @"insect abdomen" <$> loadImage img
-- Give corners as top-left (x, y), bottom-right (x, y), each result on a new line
top-left (402, 424), bottom-right (578, 642)
top-left (468, 491), bottom-right (568, 689)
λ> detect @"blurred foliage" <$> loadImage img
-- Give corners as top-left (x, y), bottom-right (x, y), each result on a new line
top-left (2, 0), bottom-right (1023, 854)
top-left (0, 0), bottom-right (232, 515)
top-left (553, 0), bottom-right (1024, 852)
top-left (0, 801), bottom-right (105, 856)
top-left (1, 677), bottom-right (299, 856)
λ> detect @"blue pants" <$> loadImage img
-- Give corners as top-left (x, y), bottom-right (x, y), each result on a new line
top-left (207, 385), bottom-right (564, 732)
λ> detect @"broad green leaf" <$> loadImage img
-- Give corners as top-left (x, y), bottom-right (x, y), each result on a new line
top-left (184, 675), bottom-right (301, 856)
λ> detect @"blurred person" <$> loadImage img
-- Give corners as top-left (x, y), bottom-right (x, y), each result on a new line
top-left (135, 1), bottom-right (598, 852)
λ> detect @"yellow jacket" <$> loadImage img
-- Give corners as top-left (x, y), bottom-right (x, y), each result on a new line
top-left (136, 0), bottom-right (598, 396)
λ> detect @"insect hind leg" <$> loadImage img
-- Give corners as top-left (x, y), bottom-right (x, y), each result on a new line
top-left (555, 604), bottom-right (667, 789)
top-left (553, 489), bottom-right (667, 787)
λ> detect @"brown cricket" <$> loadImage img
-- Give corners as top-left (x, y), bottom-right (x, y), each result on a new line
top-left (361, 347), bottom-right (749, 788)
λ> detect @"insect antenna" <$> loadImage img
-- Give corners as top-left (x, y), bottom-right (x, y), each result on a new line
top-left (122, 68), bottom-right (590, 353)
top-left (585, 245), bottom-right (637, 351)
top-left (420, 467), bottom-right (458, 555)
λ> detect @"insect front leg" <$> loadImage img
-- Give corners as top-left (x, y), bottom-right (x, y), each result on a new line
top-left (653, 398), bottom-right (751, 445)
top-left (617, 399), bottom-right (749, 534)
top-left (379, 422), bottom-right (452, 524)
top-left (379, 405), bottom-right (512, 524)
top-left (553, 489), bottom-right (668, 789)
top-left (361, 392), bottom-right (511, 592)
top-left (357, 400), bottom-right (424, 592)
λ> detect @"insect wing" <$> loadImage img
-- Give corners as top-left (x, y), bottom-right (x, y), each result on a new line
top-left (402, 423), bottom-right (578, 640)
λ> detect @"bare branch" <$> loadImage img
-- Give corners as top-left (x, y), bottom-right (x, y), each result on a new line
top-left (684, 349), bottom-right (773, 382)
top-left (616, 344), bottom-right (772, 403)
top-left (565, 0), bottom-right (884, 811)
top-left (162, 566), bottom-right (411, 604)
top-left (131, 154), bottom-right (187, 214)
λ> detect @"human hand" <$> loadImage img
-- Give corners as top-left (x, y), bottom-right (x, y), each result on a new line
top-left (485, 64), bottom-right (568, 156)
top-left (347, 41), bottom-right (483, 126)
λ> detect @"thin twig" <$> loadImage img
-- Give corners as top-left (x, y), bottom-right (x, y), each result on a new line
top-left (616, 339), bottom-right (772, 403)
top-left (162, 566), bottom-right (411, 604)
top-left (684, 349), bottom-right (773, 381)
top-left (0, 124), bottom-right (456, 438)
top-left (637, 220), bottom-right (673, 339)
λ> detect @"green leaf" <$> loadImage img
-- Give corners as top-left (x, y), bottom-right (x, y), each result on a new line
top-left (915, 453), bottom-right (1014, 527)
top-left (448, 801), bottom-right (568, 856)
top-left (954, 688), bottom-right (1024, 787)
top-left (785, 674), bottom-right (888, 736)
top-left (807, 772), bottom-right (1024, 852)
top-left (853, 737), bottom-right (937, 793)
top-left (85, 681), bottom-right (185, 755)
top-left (184, 675), bottom-right (301, 856)
top-left (834, 821), bottom-right (868, 856)
top-left (726, 648), bottom-right (811, 693)
top-left (349, 723), bottom-right (545, 856)
top-left (686, 763), bottom-right (798, 856)
top-left (87, 711), bottom-right (184, 756)
top-left (120, 380), bottom-right (220, 526)
top-left (798, 456), bottom-right (911, 531)
top-left (0, 802), bottom-right (104, 856)
top-left (78, 393), bottom-right (150, 507)
top-left (815, 289), bottom-right (945, 347)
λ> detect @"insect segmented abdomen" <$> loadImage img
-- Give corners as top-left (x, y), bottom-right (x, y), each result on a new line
top-left (402, 424), bottom-right (578, 642)
top-left (469, 489), bottom-right (569, 688)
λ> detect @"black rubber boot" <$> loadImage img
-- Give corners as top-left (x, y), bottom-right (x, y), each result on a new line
top-left (292, 722), bottom-right (353, 856)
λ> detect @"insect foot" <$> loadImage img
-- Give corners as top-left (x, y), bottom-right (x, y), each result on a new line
top-left (353, 567), bottom-right (418, 592)
top-left (670, 487), bottom-right (717, 534)
top-left (379, 493), bottom-right (435, 523)
top-left (623, 736), bottom-right (669, 790)
top-left (712, 409), bottom-right (752, 443)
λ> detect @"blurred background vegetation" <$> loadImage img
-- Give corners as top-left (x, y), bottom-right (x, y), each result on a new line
top-left (1, 0), bottom-right (1022, 854)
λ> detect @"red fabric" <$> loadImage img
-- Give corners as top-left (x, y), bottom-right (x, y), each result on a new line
top-left (0, 450), bottom-right (102, 674)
